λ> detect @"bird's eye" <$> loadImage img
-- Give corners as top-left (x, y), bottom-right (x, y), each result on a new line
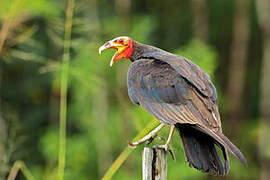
top-left (119, 40), bottom-right (124, 44)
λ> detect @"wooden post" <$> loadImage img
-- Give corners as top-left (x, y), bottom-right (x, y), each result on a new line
top-left (142, 147), bottom-right (168, 180)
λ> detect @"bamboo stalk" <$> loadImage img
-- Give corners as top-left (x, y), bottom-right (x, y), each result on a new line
top-left (57, 0), bottom-right (75, 179)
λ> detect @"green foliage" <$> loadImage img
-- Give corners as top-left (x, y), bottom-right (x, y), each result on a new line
top-left (39, 128), bottom-right (98, 180)
top-left (0, 0), bottom-right (59, 18)
top-left (40, 128), bottom-right (59, 163)
top-left (0, 0), bottom-right (262, 180)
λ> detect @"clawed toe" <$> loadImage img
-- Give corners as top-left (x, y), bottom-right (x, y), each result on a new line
top-left (153, 144), bottom-right (168, 151)
top-left (127, 124), bottom-right (176, 160)
top-left (168, 147), bottom-right (176, 161)
top-left (153, 144), bottom-right (176, 160)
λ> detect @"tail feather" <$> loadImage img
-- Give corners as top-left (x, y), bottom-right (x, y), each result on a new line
top-left (192, 125), bottom-right (247, 166)
top-left (176, 124), bottom-right (229, 175)
top-left (218, 133), bottom-right (247, 166)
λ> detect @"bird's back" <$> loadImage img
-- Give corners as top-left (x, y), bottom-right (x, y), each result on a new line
top-left (127, 58), bottom-right (222, 128)
top-left (127, 58), bottom-right (246, 174)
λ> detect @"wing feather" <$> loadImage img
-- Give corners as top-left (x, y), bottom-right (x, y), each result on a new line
top-left (140, 49), bottom-right (217, 101)
top-left (127, 59), bottom-right (221, 130)
top-left (127, 58), bottom-right (246, 166)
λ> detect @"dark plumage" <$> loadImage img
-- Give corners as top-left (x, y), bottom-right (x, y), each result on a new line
top-left (176, 124), bottom-right (229, 175)
top-left (127, 40), bottom-right (247, 175)
top-left (99, 37), bottom-right (247, 175)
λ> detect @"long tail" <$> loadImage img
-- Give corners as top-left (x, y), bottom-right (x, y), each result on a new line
top-left (176, 123), bottom-right (232, 176)
top-left (192, 124), bottom-right (247, 166)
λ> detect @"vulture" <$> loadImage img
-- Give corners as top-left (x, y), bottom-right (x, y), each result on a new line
top-left (99, 36), bottom-right (247, 175)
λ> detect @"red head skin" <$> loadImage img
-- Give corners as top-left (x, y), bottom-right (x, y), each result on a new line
top-left (99, 36), bottom-right (133, 66)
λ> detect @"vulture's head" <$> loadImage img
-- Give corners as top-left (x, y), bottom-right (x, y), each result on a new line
top-left (99, 36), bottom-right (133, 67)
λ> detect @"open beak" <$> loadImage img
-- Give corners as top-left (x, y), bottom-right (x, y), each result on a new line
top-left (99, 41), bottom-right (118, 67)
top-left (99, 41), bottom-right (126, 67)
top-left (99, 41), bottom-right (114, 55)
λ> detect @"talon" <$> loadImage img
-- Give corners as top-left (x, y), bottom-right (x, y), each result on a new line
top-left (153, 145), bottom-right (168, 151)
top-left (153, 144), bottom-right (176, 160)
top-left (151, 125), bottom-right (176, 160)
top-left (168, 145), bottom-right (176, 161)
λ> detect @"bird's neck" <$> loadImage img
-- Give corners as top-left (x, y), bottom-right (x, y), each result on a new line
top-left (130, 41), bottom-right (170, 62)
top-left (130, 41), bottom-right (156, 62)
top-left (130, 41), bottom-right (143, 62)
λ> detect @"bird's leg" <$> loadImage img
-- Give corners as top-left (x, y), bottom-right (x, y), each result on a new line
top-left (128, 124), bottom-right (165, 147)
top-left (154, 125), bottom-right (175, 150)
top-left (154, 125), bottom-right (176, 160)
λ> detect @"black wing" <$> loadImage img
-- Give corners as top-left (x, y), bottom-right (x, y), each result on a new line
top-left (127, 59), bottom-right (221, 129)
top-left (140, 47), bottom-right (217, 102)
top-left (127, 59), bottom-right (246, 165)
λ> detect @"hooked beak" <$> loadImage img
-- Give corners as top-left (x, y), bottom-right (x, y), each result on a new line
top-left (99, 41), bottom-right (127, 67)
top-left (99, 41), bottom-right (117, 67)
top-left (99, 41), bottom-right (114, 55)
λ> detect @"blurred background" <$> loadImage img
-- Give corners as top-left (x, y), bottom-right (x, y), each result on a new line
top-left (0, 0), bottom-right (270, 179)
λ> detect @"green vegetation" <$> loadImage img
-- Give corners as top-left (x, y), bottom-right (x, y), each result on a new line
top-left (0, 0), bottom-right (267, 179)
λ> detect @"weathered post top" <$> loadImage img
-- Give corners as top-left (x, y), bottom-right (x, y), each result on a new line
top-left (142, 147), bottom-right (168, 180)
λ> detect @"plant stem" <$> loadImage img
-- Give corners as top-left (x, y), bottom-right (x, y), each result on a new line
top-left (7, 160), bottom-right (35, 180)
top-left (0, 0), bottom-right (23, 54)
top-left (102, 120), bottom-right (160, 180)
top-left (58, 0), bottom-right (75, 179)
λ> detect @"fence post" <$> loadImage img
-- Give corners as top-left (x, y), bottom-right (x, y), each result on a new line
top-left (142, 147), bottom-right (168, 180)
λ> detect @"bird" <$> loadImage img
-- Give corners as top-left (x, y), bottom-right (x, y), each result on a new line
top-left (99, 36), bottom-right (247, 175)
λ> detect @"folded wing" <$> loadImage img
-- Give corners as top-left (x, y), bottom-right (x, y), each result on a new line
top-left (127, 59), bottom-right (246, 166)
